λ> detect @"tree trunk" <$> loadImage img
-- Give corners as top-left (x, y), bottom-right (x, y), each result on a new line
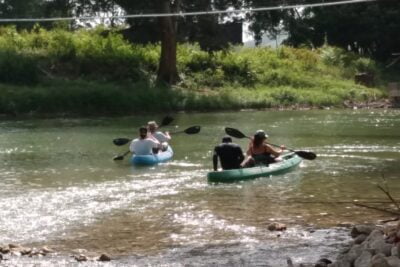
top-left (157, 0), bottom-right (179, 85)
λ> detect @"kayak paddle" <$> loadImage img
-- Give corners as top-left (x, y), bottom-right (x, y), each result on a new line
top-left (113, 126), bottom-right (201, 161)
top-left (113, 151), bottom-right (130, 161)
top-left (224, 127), bottom-right (317, 160)
top-left (113, 126), bottom-right (201, 146)
top-left (170, 125), bottom-right (201, 135)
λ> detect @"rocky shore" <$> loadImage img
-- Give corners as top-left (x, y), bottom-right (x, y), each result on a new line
top-left (0, 244), bottom-right (111, 263)
top-left (329, 222), bottom-right (400, 267)
top-left (3, 221), bottom-right (400, 266)
top-left (288, 221), bottom-right (400, 267)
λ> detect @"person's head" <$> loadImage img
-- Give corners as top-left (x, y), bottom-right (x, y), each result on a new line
top-left (139, 126), bottom-right (148, 139)
top-left (147, 121), bottom-right (158, 133)
top-left (222, 136), bottom-right (232, 143)
top-left (253, 129), bottom-right (268, 147)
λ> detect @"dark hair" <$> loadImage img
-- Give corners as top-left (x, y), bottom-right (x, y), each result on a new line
top-left (139, 126), bottom-right (147, 133)
top-left (253, 134), bottom-right (264, 148)
top-left (222, 136), bottom-right (232, 143)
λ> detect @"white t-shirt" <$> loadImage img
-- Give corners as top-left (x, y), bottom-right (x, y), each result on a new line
top-left (129, 138), bottom-right (159, 155)
top-left (151, 131), bottom-right (171, 143)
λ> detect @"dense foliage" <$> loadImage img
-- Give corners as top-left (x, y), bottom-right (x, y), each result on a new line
top-left (0, 26), bottom-right (384, 116)
top-left (247, 1), bottom-right (400, 62)
top-left (1, 0), bottom-right (399, 85)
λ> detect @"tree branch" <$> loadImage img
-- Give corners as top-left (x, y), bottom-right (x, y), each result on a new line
top-left (353, 203), bottom-right (400, 216)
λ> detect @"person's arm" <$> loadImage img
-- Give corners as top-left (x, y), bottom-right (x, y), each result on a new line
top-left (156, 131), bottom-right (171, 142)
top-left (150, 139), bottom-right (162, 149)
top-left (265, 144), bottom-right (283, 157)
top-left (246, 142), bottom-right (252, 156)
top-left (238, 147), bottom-right (245, 163)
top-left (213, 147), bottom-right (218, 171)
top-left (129, 140), bottom-right (136, 153)
top-left (164, 131), bottom-right (171, 141)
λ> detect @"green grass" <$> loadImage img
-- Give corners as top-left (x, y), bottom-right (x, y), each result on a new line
top-left (0, 25), bottom-right (390, 116)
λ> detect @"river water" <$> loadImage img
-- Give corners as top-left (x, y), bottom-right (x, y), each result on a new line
top-left (0, 110), bottom-right (399, 266)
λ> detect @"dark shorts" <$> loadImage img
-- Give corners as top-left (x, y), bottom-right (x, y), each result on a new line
top-left (253, 154), bottom-right (276, 165)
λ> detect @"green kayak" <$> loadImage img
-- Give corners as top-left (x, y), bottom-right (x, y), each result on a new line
top-left (207, 152), bottom-right (302, 183)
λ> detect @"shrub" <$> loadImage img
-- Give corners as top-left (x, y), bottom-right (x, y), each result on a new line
top-left (0, 50), bottom-right (39, 85)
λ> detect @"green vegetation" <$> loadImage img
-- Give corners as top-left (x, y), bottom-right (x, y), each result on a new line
top-left (0, 26), bottom-right (386, 116)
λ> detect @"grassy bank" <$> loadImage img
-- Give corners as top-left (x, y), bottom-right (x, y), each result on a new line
top-left (0, 26), bottom-right (388, 116)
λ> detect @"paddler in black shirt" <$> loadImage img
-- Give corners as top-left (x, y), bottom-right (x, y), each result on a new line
top-left (213, 136), bottom-right (245, 171)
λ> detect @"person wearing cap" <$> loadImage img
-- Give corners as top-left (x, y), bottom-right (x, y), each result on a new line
top-left (213, 136), bottom-right (245, 171)
top-left (241, 129), bottom-right (285, 167)
top-left (130, 126), bottom-right (162, 155)
top-left (147, 121), bottom-right (171, 152)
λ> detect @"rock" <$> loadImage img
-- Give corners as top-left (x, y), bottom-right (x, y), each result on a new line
top-left (20, 247), bottom-right (32, 255)
top-left (29, 248), bottom-right (44, 257)
top-left (351, 225), bottom-right (376, 238)
top-left (40, 246), bottom-right (53, 254)
top-left (2, 248), bottom-right (10, 254)
top-left (391, 246), bottom-right (398, 257)
top-left (8, 244), bottom-right (21, 249)
top-left (368, 238), bottom-right (392, 256)
top-left (354, 234), bottom-right (368, 244)
top-left (267, 222), bottom-right (287, 231)
top-left (74, 254), bottom-right (88, 262)
top-left (370, 254), bottom-right (390, 267)
top-left (346, 245), bottom-right (363, 264)
top-left (385, 256), bottom-right (400, 267)
top-left (330, 257), bottom-right (351, 267)
top-left (396, 243), bottom-right (400, 257)
top-left (315, 261), bottom-right (327, 267)
top-left (98, 253), bottom-right (111, 261)
top-left (287, 257), bottom-right (294, 267)
top-left (354, 250), bottom-right (372, 267)
top-left (363, 229), bottom-right (384, 248)
top-left (0, 246), bottom-right (10, 254)
top-left (314, 258), bottom-right (332, 267)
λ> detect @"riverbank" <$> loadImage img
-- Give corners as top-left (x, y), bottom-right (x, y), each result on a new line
top-left (282, 220), bottom-right (400, 267)
top-left (0, 79), bottom-right (390, 118)
top-left (3, 221), bottom-right (399, 266)
top-left (0, 26), bottom-right (391, 117)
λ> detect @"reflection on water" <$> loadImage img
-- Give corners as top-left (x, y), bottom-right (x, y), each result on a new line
top-left (0, 110), bottom-right (399, 265)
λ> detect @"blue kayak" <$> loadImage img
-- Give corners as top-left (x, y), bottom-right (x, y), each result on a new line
top-left (130, 146), bottom-right (173, 166)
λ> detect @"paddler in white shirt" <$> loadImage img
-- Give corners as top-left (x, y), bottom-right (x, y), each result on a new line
top-left (130, 127), bottom-right (161, 155)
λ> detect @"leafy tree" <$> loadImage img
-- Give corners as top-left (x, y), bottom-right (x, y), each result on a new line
top-left (0, 0), bottom-right (45, 29)
top-left (246, 1), bottom-right (400, 62)
top-left (86, 0), bottom-right (244, 85)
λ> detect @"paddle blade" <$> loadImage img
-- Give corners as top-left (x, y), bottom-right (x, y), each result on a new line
top-left (160, 116), bottom-right (174, 127)
top-left (225, 127), bottom-right (247, 139)
top-left (184, 126), bottom-right (201, 134)
top-left (113, 138), bottom-right (131, 146)
top-left (295, 151), bottom-right (317, 160)
top-left (113, 150), bottom-right (130, 161)
top-left (113, 155), bottom-right (124, 160)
